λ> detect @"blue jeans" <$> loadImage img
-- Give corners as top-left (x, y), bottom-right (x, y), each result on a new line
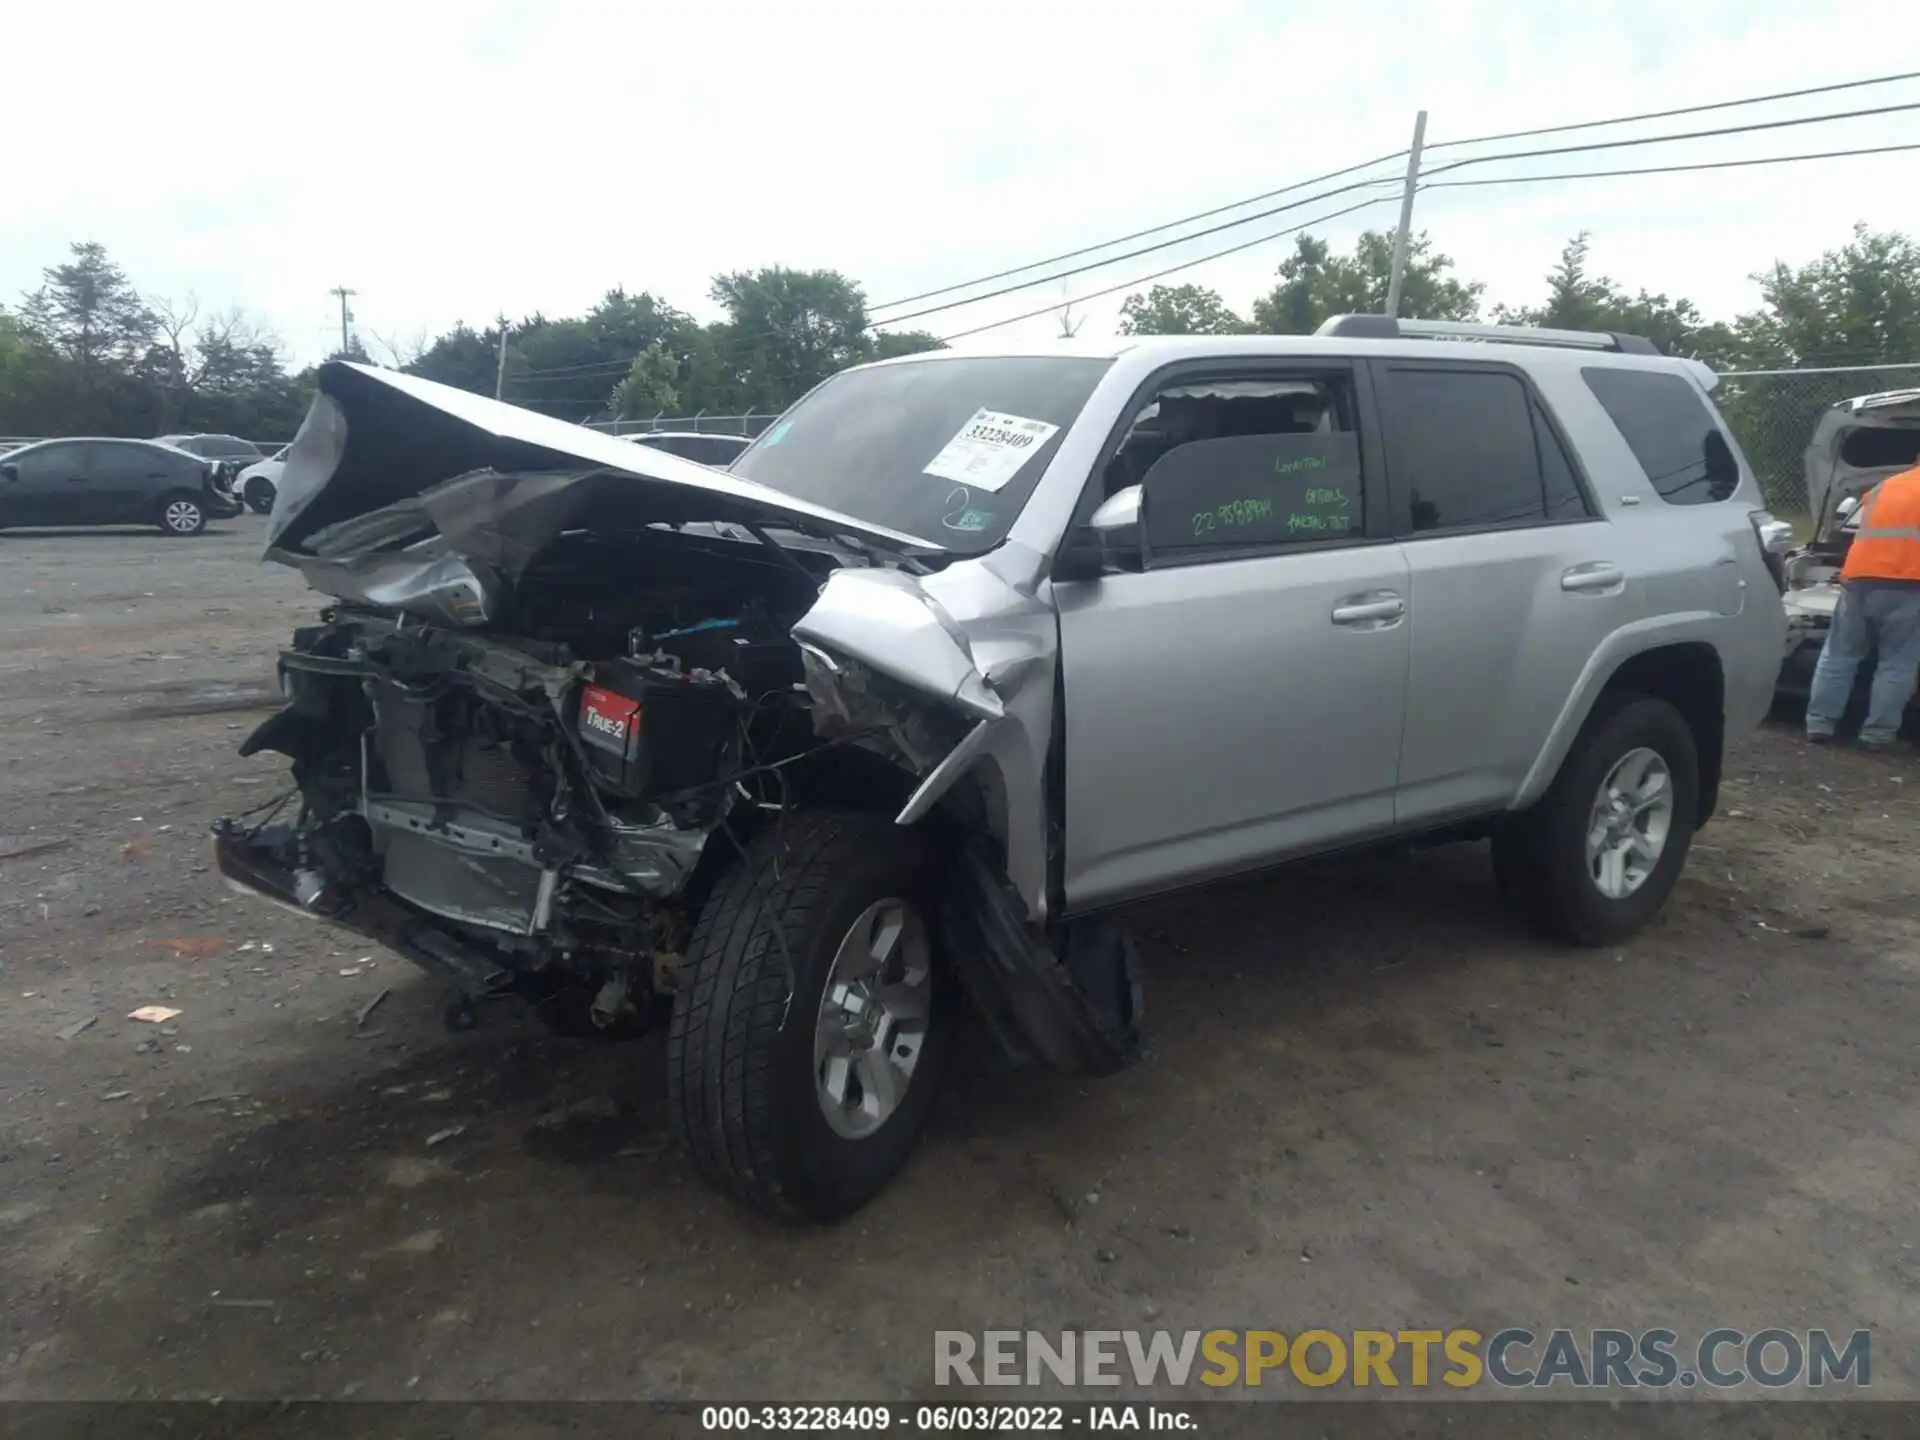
top-left (1806, 584), bottom-right (1920, 743)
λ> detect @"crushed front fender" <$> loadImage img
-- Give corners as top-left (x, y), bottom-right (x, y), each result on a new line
top-left (940, 837), bottom-right (1141, 1076)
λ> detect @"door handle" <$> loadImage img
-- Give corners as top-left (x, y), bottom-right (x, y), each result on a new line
top-left (1561, 562), bottom-right (1624, 594)
top-left (1331, 592), bottom-right (1405, 626)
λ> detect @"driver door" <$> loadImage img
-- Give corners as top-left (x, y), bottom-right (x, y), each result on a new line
top-left (1053, 363), bottom-right (1410, 913)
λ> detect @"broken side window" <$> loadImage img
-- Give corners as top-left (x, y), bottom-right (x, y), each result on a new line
top-left (1118, 375), bottom-right (1366, 559)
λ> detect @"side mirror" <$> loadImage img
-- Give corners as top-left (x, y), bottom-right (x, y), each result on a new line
top-left (1054, 485), bottom-right (1145, 582)
top-left (1836, 495), bottom-right (1861, 521)
top-left (1089, 485), bottom-right (1143, 534)
top-left (0, 462), bottom-right (17, 483)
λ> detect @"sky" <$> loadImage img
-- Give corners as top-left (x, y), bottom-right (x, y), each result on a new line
top-left (3, 0), bottom-right (1917, 369)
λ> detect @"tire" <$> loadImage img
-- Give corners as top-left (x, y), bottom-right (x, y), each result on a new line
top-left (667, 811), bottom-right (954, 1223)
top-left (157, 493), bottom-right (207, 536)
top-left (243, 477), bottom-right (275, 514)
top-left (1492, 694), bottom-right (1699, 947)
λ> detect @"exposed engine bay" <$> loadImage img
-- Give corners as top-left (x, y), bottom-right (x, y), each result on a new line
top-left (225, 521), bottom-right (955, 1032)
top-left (216, 361), bottom-right (1137, 1083)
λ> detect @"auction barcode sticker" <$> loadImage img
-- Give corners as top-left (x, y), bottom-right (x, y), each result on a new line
top-left (922, 408), bottom-right (1061, 493)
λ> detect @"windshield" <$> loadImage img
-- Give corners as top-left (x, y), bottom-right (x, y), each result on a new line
top-left (730, 355), bottom-right (1112, 551)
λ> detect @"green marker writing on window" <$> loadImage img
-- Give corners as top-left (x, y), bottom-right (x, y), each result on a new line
top-left (1190, 496), bottom-right (1276, 538)
top-left (1287, 511), bottom-right (1355, 535)
top-left (1275, 455), bottom-right (1331, 477)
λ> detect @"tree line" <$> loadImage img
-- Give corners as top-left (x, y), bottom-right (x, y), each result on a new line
top-left (1115, 222), bottom-right (1920, 504)
top-left (1116, 222), bottom-right (1920, 372)
top-left (3, 224), bottom-right (1916, 490)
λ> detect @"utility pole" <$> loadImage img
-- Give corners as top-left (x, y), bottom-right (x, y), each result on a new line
top-left (329, 286), bottom-right (357, 356)
top-left (493, 314), bottom-right (510, 400)
top-left (1384, 110), bottom-right (1428, 319)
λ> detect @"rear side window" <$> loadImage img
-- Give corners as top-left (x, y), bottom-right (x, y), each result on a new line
top-left (1381, 367), bottom-right (1591, 533)
top-left (1582, 366), bottom-right (1738, 504)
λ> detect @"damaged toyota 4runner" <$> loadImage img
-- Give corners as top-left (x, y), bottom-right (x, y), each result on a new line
top-left (217, 317), bottom-right (1786, 1221)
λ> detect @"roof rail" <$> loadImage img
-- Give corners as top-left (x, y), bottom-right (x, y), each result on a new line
top-left (1315, 314), bottom-right (1661, 356)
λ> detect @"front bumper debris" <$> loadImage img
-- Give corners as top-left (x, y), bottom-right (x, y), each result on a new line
top-left (213, 819), bottom-right (512, 998)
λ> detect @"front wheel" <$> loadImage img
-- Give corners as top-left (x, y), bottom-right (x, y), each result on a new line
top-left (243, 477), bottom-right (275, 514)
top-left (157, 493), bottom-right (207, 536)
top-left (1493, 694), bottom-right (1699, 947)
top-left (667, 812), bottom-right (954, 1223)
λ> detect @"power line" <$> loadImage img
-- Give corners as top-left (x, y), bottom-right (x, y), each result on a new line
top-left (503, 130), bottom-right (1920, 381)
top-left (875, 172), bottom-right (1409, 330)
top-left (868, 74), bottom-right (1920, 325)
top-left (933, 135), bottom-right (1920, 345)
top-left (1426, 68), bottom-right (1920, 151)
top-left (1417, 139), bottom-right (1920, 189)
top-left (504, 358), bottom-right (636, 382)
top-left (882, 100), bottom-right (1920, 334)
top-left (1420, 98), bottom-right (1920, 179)
top-left (866, 148), bottom-right (1409, 315)
top-left (936, 194), bottom-right (1402, 343)
top-left (500, 89), bottom-right (1920, 382)
top-left (879, 80), bottom-right (1920, 328)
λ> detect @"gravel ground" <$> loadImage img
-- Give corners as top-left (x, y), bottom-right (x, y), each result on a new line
top-left (1, 522), bottom-right (1916, 1427)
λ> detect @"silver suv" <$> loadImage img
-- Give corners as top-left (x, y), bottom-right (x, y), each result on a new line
top-left (216, 323), bottom-right (1788, 1221)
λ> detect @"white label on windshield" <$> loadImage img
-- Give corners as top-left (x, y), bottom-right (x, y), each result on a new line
top-left (922, 409), bottom-right (1060, 493)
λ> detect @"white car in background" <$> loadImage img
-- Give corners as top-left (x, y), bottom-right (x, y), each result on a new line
top-left (236, 446), bottom-right (288, 514)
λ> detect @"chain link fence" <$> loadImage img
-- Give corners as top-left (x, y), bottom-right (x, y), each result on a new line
top-left (1715, 363), bottom-right (1920, 520)
top-left (587, 412), bottom-right (781, 438)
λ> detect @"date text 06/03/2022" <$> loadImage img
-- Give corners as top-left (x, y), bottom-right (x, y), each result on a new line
top-left (698, 1403), bottom-right (1195, 1431)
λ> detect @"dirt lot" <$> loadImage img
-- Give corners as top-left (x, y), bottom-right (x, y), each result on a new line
top-left (2, 523), bottom-right (1917, 1420)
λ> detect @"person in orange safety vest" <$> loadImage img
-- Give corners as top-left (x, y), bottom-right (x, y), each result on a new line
top-left (1806, 463), bottom-right (1920, 750)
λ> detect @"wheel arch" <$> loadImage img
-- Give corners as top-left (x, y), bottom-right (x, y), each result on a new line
top-left (1516, 627), bottom-right (1728, 827)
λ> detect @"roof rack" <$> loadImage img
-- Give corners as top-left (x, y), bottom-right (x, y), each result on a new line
top-left (1315, 314), bottom-right (1661, 356)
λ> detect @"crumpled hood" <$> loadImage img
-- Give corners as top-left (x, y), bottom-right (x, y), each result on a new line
top-left (265, 362), bottom-right (940, 561)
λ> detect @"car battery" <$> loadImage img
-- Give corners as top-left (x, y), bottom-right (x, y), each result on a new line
top-left (646, 618), bottom-right (805, 699)
top-left (575, 663), bottom-right (740, 800)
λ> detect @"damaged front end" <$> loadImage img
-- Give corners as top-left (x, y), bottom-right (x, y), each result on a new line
top-left (794, 564), bottom-right (1141, 1075)
top-left (217, 607), bottom-right (737, 1033)
top-left (218, 362), bottom-right (1136, 1071)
